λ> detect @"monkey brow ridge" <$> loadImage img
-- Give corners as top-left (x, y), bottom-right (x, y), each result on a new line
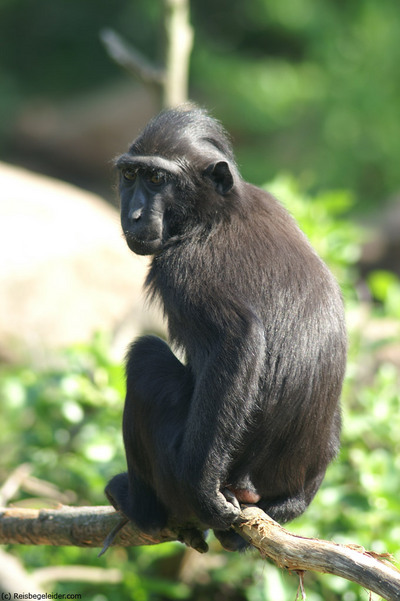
top-left (116, 154), bottom-right (184, 176)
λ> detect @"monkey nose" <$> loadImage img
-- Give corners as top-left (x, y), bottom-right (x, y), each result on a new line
top-left (130, 207), bottom-right (143, 221)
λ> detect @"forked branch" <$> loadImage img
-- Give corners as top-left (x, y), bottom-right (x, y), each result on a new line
top-left (1, 505), bottom-right (399, 600)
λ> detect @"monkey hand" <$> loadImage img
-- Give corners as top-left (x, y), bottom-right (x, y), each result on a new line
top-left (192, 487), bottom-right (242, 530)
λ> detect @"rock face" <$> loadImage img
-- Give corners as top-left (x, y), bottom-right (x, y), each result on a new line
top-left (0, 162), bottom-right (163, 362)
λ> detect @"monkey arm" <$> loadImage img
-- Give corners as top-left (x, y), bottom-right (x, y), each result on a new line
top-left (175, 311), bottom-right (266, 529)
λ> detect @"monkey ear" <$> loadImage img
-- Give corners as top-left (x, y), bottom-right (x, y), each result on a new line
top-left (204, 161), bottom-right (234, 195)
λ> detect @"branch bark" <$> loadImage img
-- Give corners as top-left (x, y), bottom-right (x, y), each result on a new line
top-left (100, 0), bottom-right (193, 108)
top-left (239, 506), bottom-right (400, 601)
top-left (0, 506), bottom-right (174, 549)
top-left (1, 505), bottom-right (399, 600)
top-left (162, 0), bottom-right (194, 107)
top-left (100, 29), bottom-right (165, 88)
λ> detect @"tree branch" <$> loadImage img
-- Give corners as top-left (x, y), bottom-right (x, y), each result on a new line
top-left (100, 28), bottom-right (165, 88)
top-left (1, 505), bottom-right (399, 600)
top-left (162, 0), bottom-right (194, 107)
top-left (0, 506), bottom-right (173, 548)
top-left (100, 0), bottom-right (193, 108)
top-left (239, 506), bottom-right (400, 601)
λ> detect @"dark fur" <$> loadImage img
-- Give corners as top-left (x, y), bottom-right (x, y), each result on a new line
top-left (105, 106), bottom-right (347, 551)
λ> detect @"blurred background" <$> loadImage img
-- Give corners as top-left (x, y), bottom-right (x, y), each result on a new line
top-left (0, 1), bottom-right (400, 600)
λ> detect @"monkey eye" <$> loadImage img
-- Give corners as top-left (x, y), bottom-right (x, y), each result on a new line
top-left (149, 172), bottom-right (164, 185)
top-left (122, 168), bottom-right (137, 182)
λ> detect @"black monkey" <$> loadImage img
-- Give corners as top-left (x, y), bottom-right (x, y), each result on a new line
top-left (105, 106), bottom-right (347, 552)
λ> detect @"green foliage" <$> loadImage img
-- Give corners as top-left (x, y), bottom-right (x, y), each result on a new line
top-left (0, 333), bottom-right (125, 504)
top-left (191, 0), bottom-right (400, 206)
top-left (1, 0), bottom-right (400, 206)
top-left (1, 179), bottom-right (399, 600)
top-left (367, 270), bottom-right (400, 319)
top-left (0, 0), bottom-right (151, 99)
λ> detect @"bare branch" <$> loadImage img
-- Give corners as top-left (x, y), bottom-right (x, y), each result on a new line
top-left (1, 505), bottom-right (400, 600)
top-left (0, 549), bottom-right (45, 595)
top-left (34, 565), bottom-right (122, 586)
top-left (238, 506), bottom-right (400, 601)
top-left (0, 506), bottom-right (174, 548)
top-left (0, 464), bottom-right (32, 505)
top-left (162, 0), bottom-right (194, 107)
top-left (100, 0), bottom-right (193, 108)
top-left (100, 28), bottom-right (165, 87)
